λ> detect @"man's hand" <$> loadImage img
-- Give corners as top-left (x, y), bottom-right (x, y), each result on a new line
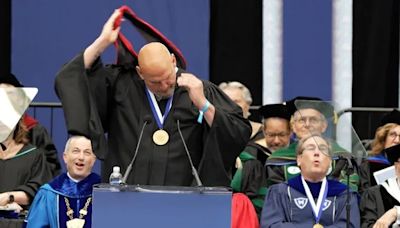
top-left (84, 9), bottom-right (122, 69)
top-left (176, 73), bottom-right (206, 109)
top-left (373, 207), bottom-right (397, 228)
top-left (177, 73), bottom-right (215, 126)
top-left (98, 9), bottom-right (122, 46)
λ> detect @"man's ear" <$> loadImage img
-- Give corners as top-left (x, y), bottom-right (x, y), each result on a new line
top-left (136, 66), bottom-right (144, 80)
top-left (171, 53), bottom-right (176, 67)
top-left (296, 155), bottom-right (302, 167)
top-left (63, 152), bottom-right (68, 165)
top-left (321, 120), bottom-right (328, 133)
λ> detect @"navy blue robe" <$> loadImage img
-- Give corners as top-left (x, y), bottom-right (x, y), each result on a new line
top-left (260, 175), bottom-right (360, 228)
top-left (26, 173), bottom-right (101, 228)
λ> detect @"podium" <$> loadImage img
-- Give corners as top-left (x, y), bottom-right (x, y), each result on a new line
top-left (92, 184), bottom-right (232, 228)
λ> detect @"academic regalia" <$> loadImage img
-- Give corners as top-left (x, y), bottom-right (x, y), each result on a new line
top-left (266, 141), bottom-right (360, 191)
top-left (55, 53), bottom-right (251, 186)
top-left (359, 154), bottom-right (390, 193)
top-left (0, 144), bottom-right (52, 204)
top-left (0, 72), bottom-right (61, 177)
top-left (24, 114), bottom-right (62, 177)
top-left (249, 124), bottom-right (264, 143)
top-left (260, 175), bottom-right (360, 228)
top-left (26, 173), bottom-right (101, 228)
top-left (360, 144), bottom-right (400, 227)
top-left (231, 142), bottom-right (269, 216)
top-left (231, 103), bottom-right (291, 217)
top-left (360, 178), bottom-right (400, 228)
top-left (380, 109), bottom-right (400, 126)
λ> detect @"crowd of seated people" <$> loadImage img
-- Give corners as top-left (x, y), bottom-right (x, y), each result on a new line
top-left (7, 6), bottom-right (399, 228)
top-left (220, 82), bottom-right (293, 218)
top-left (3, 72), bottom-right (400, 228)
top-left (219, 82), bottom-right (400, 227)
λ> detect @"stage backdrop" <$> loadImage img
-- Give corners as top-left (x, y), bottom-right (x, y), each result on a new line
top-left (12, 0), bottom-right (210, 173)
top-left (10, 0), bottom-right (400, 173)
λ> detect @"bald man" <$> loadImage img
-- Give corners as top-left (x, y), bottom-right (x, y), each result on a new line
top-left (55, 9), bottom-right (251, 187)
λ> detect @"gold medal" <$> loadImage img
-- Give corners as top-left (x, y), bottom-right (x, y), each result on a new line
top-left (66, 218), bottom-right (85, 228)
top-left (313, 223), bottom-right (324, 228)
top-left (153, 129), bottom-right (169, 145)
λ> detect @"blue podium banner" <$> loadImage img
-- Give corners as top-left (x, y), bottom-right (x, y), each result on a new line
top-left (92, 184), bottom-right (232, 228)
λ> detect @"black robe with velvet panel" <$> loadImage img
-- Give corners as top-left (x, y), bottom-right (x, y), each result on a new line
top-left (0, 144), bottom-right (52, 203)
top-left (360, 184), bottom-right (399, 228)
top-left (55, 53), bottom-right (251, 186)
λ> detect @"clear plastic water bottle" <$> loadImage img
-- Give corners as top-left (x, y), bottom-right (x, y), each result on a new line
top-left (109, 166), bottom-right (123, 186)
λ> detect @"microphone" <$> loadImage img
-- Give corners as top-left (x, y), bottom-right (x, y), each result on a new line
top-left (336, 152), bottom-right (355, 173)
top-left (173, 112), bottom-right (203, 187)
top-left (331, 152), bottom-right (355, 177)
top-left (122, 115), bottom-right (152, 184)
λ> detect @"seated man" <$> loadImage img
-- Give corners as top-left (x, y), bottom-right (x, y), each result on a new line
top-left (231, 103), bottom-right (292, 215)
top-left (261, 134), bottom-right (360, 227)
top-left (26, 136), bottom-right (100, 228)
top-left (360, 143), bottom-right (400, 227)
top-left (266, 97), bottom-right (359, 191)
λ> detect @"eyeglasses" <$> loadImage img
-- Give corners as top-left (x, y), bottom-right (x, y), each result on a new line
top-left (294, 117), bottom-right (323, 126)
top-left (388, 132), bottom-right (400, 140)
top-left (301, 144), bottom-right (330, 155)
top-left (265, 132), bottom-right (290, 139)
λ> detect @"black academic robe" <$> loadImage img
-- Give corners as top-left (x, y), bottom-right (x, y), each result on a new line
top-left (231, 141), bottom-right (269, 217)
top-left (360, 184), bottom-right (399, 228)
top-left (359, 158), bottom-right (390, 193)
top-left (0, 144), bottom-right (52, 203)
top-left (55, 53), bottom-right (251, 186)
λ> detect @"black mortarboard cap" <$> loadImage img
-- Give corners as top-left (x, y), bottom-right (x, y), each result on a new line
top-left (384, 144), bottom-right (400, 165)
top-left (0, 73), bottom-right (23, 87)
top-left (285, 96), bottom-right (335, 119)
top-left (380, 109), bottom-right (400, 126)
top-left (258, 103), bottom-right (291, 121)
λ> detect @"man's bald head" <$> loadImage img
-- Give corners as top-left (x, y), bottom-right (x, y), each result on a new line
top-left (136, 42), bottom-right (177, 98)
top-left (137, 42), bottom-right (175, 75)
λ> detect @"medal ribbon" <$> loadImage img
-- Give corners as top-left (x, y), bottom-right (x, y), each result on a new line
top-left (301, 176), bottom-right (328, 224)
top-left (145, 88), bottom-right (173, 129)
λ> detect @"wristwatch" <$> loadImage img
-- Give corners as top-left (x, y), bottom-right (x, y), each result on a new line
top-left (7, 193), bottom-right (14, 204)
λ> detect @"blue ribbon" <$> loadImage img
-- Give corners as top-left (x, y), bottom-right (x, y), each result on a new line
top-left (145, 88), bottom-right (173, 129)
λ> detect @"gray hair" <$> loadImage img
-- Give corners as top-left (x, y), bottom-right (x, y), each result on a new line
top-left (64, 135), bottom-right (90, 154)
top-left (218, 81), bottom-right (253, 105)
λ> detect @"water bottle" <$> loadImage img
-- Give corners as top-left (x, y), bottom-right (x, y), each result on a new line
top-left (109, 166), bottom-right (123, 185)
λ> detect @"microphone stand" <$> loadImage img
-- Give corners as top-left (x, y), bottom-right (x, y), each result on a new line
top-left (342, 156), bottom-right (354, 228)
top-left (122, 120), bottom-right (150, 184)
top-left (176, 119), bottom-right (203, 187)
